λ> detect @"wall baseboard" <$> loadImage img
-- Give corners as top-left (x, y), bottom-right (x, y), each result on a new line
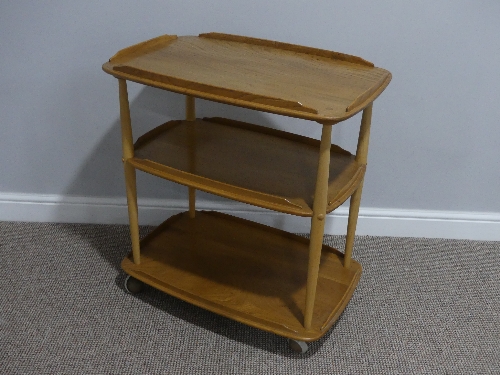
top-left (0, 193), bottom-right (499, 240)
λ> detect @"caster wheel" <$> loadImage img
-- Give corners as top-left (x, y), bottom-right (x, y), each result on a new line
top-left (124, 275), bottom-right (144, 294)
top-left (288, 339), bottom-right (308, 354)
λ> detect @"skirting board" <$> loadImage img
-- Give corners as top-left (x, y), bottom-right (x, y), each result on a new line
top-left (0, 193), bottom-right (499, 241)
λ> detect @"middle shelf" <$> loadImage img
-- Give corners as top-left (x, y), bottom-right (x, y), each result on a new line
top-left (128, 117), bottom-right (365, 216)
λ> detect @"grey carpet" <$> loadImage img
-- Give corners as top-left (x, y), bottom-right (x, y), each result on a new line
top-left (1, 221), bottom-right (498, 374)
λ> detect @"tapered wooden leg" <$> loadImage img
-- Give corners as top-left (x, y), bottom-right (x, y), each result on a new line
top-left (188, 188), bottom-right (196, 218)
top-left (119, 79), bottom-right (141, 265)
top-left (186, 95), bottom-right (196, 121)
top-left (186, 95), bottom-right (196, 218)
top-left (124, 162), bottom-right (141, 265)
top-left (304, 124), bottom-right (332, 330)
top-left (344, 103), bottom-right (373, 269)
top-left (344, 183), bottom-right (363, 269)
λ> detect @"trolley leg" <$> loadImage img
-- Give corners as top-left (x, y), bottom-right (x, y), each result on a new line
top-left (124, 162), bottom-right (141, 265)
top-left (304, 124), bottom-right (332, 330)
top-left (186, 95), bottom-right (196, 218)
top-left (188, 188), bottom-right (196, 218)
top-left (344, 103), bottom-right (373, 269)
top-left (119, 79), bottom-right (141, 265)
top-left (344, 183), bottom-right (363, 269)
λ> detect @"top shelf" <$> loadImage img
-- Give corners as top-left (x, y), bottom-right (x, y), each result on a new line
top-left (102, 33), bottom-right (391, 123)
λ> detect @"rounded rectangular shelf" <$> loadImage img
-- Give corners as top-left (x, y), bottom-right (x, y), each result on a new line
top-left (102, 33), bottom-right (391, 123)
top-left (128, 117), bottom-right (366, 216)
top-left (122, 211), bottom-right (362, 342)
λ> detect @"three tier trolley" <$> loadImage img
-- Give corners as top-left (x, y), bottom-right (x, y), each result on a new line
top-left (102, 33), bottom-right (391, 353)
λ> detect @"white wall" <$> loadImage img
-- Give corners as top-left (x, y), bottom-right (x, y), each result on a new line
top-left (1, 1), bottom-right (499, 238)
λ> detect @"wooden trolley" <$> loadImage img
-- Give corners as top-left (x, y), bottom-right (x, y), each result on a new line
top-left (102, 33), bottom-right (391, 353)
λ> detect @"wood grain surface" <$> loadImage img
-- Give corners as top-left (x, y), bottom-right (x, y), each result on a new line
top-left (104, 33), bottom-right (391, 344)
top-left (103, 33), bottom-right (391, 123)
top-left (129, 117), bottom-right (365, 216)
top-left (121, 211), bottom-right (362, 341)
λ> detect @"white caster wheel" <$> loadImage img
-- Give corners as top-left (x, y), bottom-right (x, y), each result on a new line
top-left (124, 275), bottom-right (144, 294)
top-left (288, 339), bottom-right (308, 354)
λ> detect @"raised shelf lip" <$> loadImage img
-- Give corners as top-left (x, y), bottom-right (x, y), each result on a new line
top-left (102, 33), bottom-right (392, 124)
top-left (128, 158), bottom-right (313, 216)
top-left (112, 65), bottom-right (319, 115)
top-left (121, 211), bottom-right (363, 341)
top-left (199, 32), bottom-right (375, 67)
top-left (129, 117), bottom-right (366, 217)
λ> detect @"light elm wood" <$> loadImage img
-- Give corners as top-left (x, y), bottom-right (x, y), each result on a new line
top-left (103, 33), bottom-right (391, 123)
top-left (199, 33), bottom-right (374, 67)
top-left (186, 95), bottom-right (196, 218)
top-left (118, 79), bottom-right (134, 160)
top-left (124, 163), bottom-right (140, 264)
top-left (304, 124), bottom-right (332, 329)
top-left (185, 95), bottom-right (196, 121)
top-left (109, 35), bottom-right (178, 63)
top-left (121, 211), bottom-right (362, 341)
top-left (119, 79), bottom-right (141, 265)
top-left (188, 188), bottom-right (196, 219)
top-left (344, 104), bottom-right (373, 268)
top-left (130, 117), bottom-right (365, 217)
top-left (103, 34), bottom-right (391, 343)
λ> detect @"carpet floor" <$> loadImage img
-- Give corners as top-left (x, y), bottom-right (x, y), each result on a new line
top-left (1, 221), bottom-right (498, 374)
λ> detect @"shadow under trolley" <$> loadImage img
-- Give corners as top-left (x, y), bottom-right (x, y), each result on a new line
top-left (102, 32), bottom-right (391, 353)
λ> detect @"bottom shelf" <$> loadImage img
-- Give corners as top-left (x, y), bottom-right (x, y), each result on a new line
top-left (121, 211), bottom-right (362, 342)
